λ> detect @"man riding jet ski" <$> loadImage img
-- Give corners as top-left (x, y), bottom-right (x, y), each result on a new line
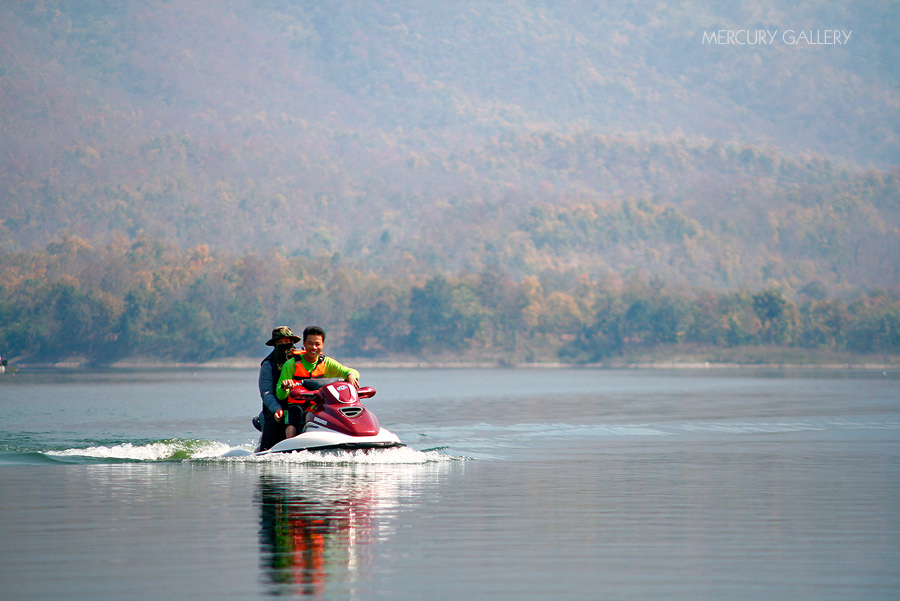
top-left (245, 326), bottom-right (401, 455)
top-left (254, 376), bottom-right (402, 454)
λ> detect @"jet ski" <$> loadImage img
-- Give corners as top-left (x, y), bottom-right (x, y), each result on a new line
top-left (225, 378), bottom-right (403, 457)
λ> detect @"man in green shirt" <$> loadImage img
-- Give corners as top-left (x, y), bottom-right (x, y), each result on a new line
top-left (276, 325), bottom-right (360, 437)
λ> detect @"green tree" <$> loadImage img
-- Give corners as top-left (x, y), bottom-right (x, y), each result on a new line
top-left (408, 276), bottom-right (457, 350)
top-left (752, 289), bottom-right (788, 345)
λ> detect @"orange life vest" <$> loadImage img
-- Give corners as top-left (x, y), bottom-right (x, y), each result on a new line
top-left (292, 354), bottom-right (327, 379)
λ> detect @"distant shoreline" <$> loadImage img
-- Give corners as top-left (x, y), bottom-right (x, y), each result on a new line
top-left (6, 356), bottom-right (896, 372)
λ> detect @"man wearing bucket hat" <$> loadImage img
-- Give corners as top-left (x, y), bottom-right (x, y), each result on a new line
top-left (255, 326), bottom-right (302, 451)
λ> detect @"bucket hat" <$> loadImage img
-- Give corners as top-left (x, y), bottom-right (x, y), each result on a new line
top-left (265, 326), bottom-right (301, 346)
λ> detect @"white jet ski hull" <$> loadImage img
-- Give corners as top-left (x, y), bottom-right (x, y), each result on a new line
top-left (266, 426), bottom-right (403, 454)
top-left (223, 427), bottom-right (403, 457)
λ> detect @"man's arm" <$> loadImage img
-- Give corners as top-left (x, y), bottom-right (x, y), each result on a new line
top-left (322, 356), bottom-right (360, 387)
top-left (258, 360), bottom-right (283, 414)
top-left (275, 358), bottom-right (296, 401)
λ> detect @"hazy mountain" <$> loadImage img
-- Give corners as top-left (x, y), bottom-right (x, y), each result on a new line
top-left (1, 0), bottom-right (898, 291)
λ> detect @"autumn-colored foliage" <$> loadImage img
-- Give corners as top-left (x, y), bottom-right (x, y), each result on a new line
top-left (1, 2), bottom-right (898, 292)
top-left (1, 238), bottom-right (897, 364)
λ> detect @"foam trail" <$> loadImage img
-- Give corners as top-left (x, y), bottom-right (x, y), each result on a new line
top-left (47, 439), bottom-right (233, 461)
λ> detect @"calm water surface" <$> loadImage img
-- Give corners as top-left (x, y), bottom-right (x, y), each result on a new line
top-left (1, 368), bottom-right (898, 600)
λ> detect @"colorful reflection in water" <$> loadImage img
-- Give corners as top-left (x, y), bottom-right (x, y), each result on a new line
top-left (254, 458), bottom-right (452, 598)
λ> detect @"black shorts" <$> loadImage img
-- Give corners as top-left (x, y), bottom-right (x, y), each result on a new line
top-left (257, 411), bottom-right (286, 452)
top-left (285, 404), bottom-right (309, 429)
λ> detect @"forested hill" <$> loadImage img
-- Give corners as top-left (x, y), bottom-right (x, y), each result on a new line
top-left (1, 1), bottom-right (899, 293)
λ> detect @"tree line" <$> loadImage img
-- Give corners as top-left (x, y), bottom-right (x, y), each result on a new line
top-left (1, 236), bottom-right (897, 366)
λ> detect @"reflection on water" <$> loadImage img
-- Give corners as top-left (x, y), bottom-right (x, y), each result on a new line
top-left (257, 471), bottom-right (378, 597)
top-left (254, 461), bottom-right (452, 598)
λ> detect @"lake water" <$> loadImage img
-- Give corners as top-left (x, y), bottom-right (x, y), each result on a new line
top-left (0, 367), bottom-right (898, 600)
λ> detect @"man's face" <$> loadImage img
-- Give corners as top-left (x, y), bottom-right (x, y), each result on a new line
top-left (303, 335), bottom-right (324, 358)
top-left (274, 337), bottom-right (294, 360)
